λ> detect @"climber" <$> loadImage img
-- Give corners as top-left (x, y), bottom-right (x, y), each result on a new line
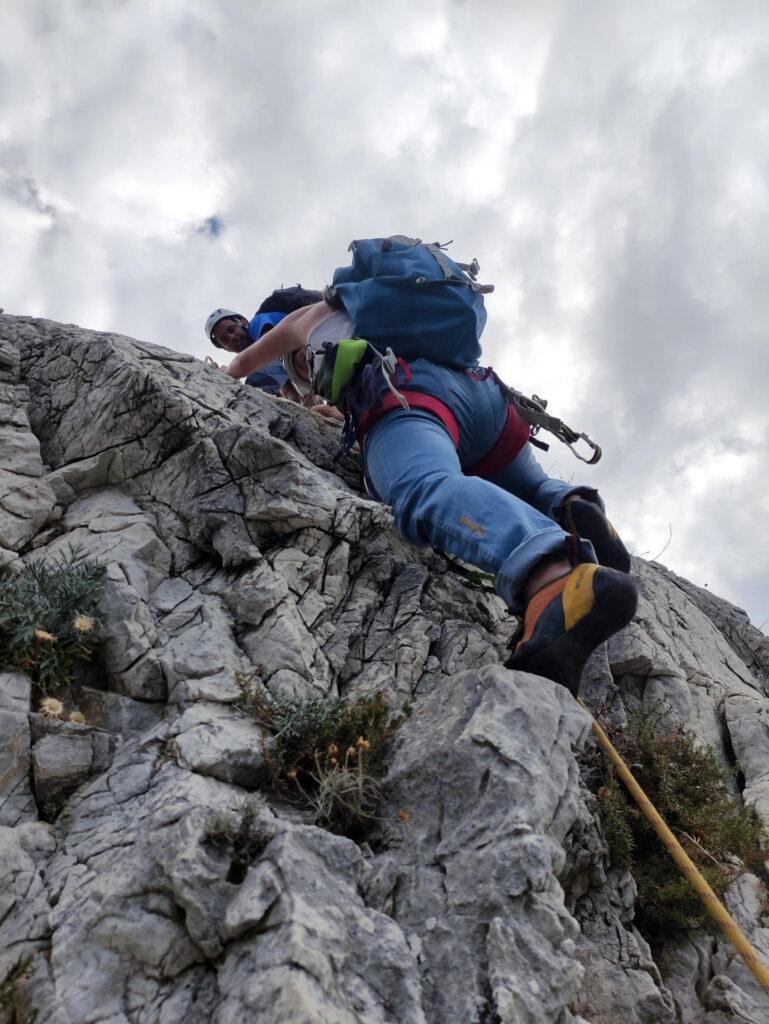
top-left (205, 288), bottom-right (343, 421)
top-left (223, 238), bottom-right (638, 696)
top-left (205, 309), bottom-right (291, 394)
top-left (205, 285), bottom-right (328, 394)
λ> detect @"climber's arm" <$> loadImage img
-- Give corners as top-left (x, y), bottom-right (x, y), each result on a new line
top-left (224, 302), bottom-right (335, 379)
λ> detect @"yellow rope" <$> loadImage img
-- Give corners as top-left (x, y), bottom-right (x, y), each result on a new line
top-left (577, 697), bottom-right (769, 994)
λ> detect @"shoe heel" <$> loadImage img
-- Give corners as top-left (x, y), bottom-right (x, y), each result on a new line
top-left (507, 574), bottom-right (638, 695)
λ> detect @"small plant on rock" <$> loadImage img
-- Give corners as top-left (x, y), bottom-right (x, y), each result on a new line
top-left (596, 702), bottom-right (768, 936)
top-left (296, 741), bottom-right (383, 834)
top-left (235, 672), bottom-right (398, 836)
top-left (204, 796), bottom-right (274, 884)
top-left (0, 546), bottom-right (106, 691)
top-left (37, 696), bottom-right (86, 724)
top-left (0, 955), bottom-right (33, 1017)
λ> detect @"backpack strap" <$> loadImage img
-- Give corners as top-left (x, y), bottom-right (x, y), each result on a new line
top-left (425, 243), bottom-right (495, 294)
top-left (384, 234), bottom-right (423, 249)
top-left (425, 242), bottom-right (463, 282)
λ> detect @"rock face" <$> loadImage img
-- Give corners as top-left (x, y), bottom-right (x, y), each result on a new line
top-left (0, 334), bottom-right (57, 568)
top-left (1, 313), bottom-right (768, 1024)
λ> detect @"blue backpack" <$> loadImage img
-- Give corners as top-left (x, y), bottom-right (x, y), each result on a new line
top-left (328, 236), bottom-right (494, 369)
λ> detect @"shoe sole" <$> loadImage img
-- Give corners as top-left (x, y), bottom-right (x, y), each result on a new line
top-left (567, 500), bottom-right (631, 573)
top-left (506, 575), bottom-right (638, 695)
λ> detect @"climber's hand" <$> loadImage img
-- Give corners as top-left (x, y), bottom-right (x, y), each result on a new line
top-left (312, 404), bottom-right (345, 423)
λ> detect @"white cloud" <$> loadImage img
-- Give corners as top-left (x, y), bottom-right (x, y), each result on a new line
top-left (1, 0), bottom-right (767, 625)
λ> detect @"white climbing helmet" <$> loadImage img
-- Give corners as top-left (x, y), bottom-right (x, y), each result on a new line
top-left (204, 308), bottom-right (241, 342)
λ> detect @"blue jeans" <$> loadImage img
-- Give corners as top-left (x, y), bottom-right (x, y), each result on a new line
top-left (363, 360), bottom-right (598, 610)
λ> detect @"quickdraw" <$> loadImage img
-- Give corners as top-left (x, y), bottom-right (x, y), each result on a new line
top-left (499, 381), bottom-right (602, 465)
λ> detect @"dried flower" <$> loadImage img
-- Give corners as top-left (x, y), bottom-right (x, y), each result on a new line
top-left (597, 786), bottom-right (609, 801)
top-left (40, 697), bottom-right (64, 719)
top-left (356, 736), bottom-right (370, 750)
top-left (69, 711), bottom-right (86, 725)
top-left (346, 746), bottom-right (357, 759)
top-left (329, 756), bottom-right (338, 766)
top-left (34, 629), bottom-right (56, 643)
top-left (286, 768), bottom-right (298, 780)
top-left (72, 614), bottom-right (95, 633)
top-left (327, 743), bottom-right (338, 755)
top-left (398, 809), bottom-right (411, 823)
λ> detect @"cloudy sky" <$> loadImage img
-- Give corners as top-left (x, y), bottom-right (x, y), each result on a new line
top-left (2, 0), bottom-right (767, 627)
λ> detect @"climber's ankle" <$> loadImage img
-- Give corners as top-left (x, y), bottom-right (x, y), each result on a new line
top-left (522, 555), bottom-right (571, 605)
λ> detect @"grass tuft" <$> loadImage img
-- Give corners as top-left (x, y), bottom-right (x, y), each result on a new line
top-left (297, 750), bottom-right (383, 834)
top-left (235, 672), bottom-right (399, 836)
top-left (595, 701), bottom-right (768, 936)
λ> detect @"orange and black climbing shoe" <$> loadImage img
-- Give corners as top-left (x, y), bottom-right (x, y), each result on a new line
top-left (562, 498), bottom-right (631, 574)
top-left (506, 564), bottom-right (638, 695)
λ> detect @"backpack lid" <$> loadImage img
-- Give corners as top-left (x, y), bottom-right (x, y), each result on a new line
top-left (257, 285), bottom-right (323, 315)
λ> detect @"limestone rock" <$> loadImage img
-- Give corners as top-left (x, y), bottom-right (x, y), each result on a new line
top-left (77, 686), bottom-right (164, 736)
top-left (0, 824), bottom-right (52, 1008)
top-left (0, 672), bottom-right (35, 826)
top-left (0, 340), bottom-right (57, 555)
top-left (170, 702), bottom-right (268, 787)
top-left (657, 562), bottom-right (769, 691)
top-left (2, 311), bottom-right (769, 1023)
top-left (30, 716), bottom-right (117, 813)
top-left (368, 665), bottom-right (590, 1023)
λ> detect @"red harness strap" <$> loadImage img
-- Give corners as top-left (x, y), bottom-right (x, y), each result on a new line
top-left (356, 391), bottom-right (460, 448)
top-left (465, 399), bottom-right (531, 479)
top-left (356, 381), bottom-right (532, 480)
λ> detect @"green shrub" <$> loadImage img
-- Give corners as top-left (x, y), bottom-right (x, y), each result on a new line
top-left (235, 672), bottom-right (398, 836)
top-left (596, 703), bottom-right (767, 936)
top-left (0, 546), bottom-right (106, 692)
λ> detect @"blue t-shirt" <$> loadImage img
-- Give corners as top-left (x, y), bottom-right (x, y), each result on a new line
top-left (245, 312), bottom-right (289, 390)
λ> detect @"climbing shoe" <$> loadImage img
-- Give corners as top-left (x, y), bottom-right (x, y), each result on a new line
top-left (506, 564), bottom-right (638, 695)
top-left (562, 497), bottom-right (631, 574)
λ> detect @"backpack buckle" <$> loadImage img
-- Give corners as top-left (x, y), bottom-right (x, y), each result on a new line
top-left (381, 347), bottom-right (398, 377)
top-left (380, 347), bottom-right (409, 411)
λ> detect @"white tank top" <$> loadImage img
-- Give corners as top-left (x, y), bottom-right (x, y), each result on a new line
top-left (307, 309), bottom-right (354, 352)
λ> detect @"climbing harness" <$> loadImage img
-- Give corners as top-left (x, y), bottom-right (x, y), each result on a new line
top-left (579, 698), bottom-right (769, 994)
top-left (310, 338), bottom-right (603, 474)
